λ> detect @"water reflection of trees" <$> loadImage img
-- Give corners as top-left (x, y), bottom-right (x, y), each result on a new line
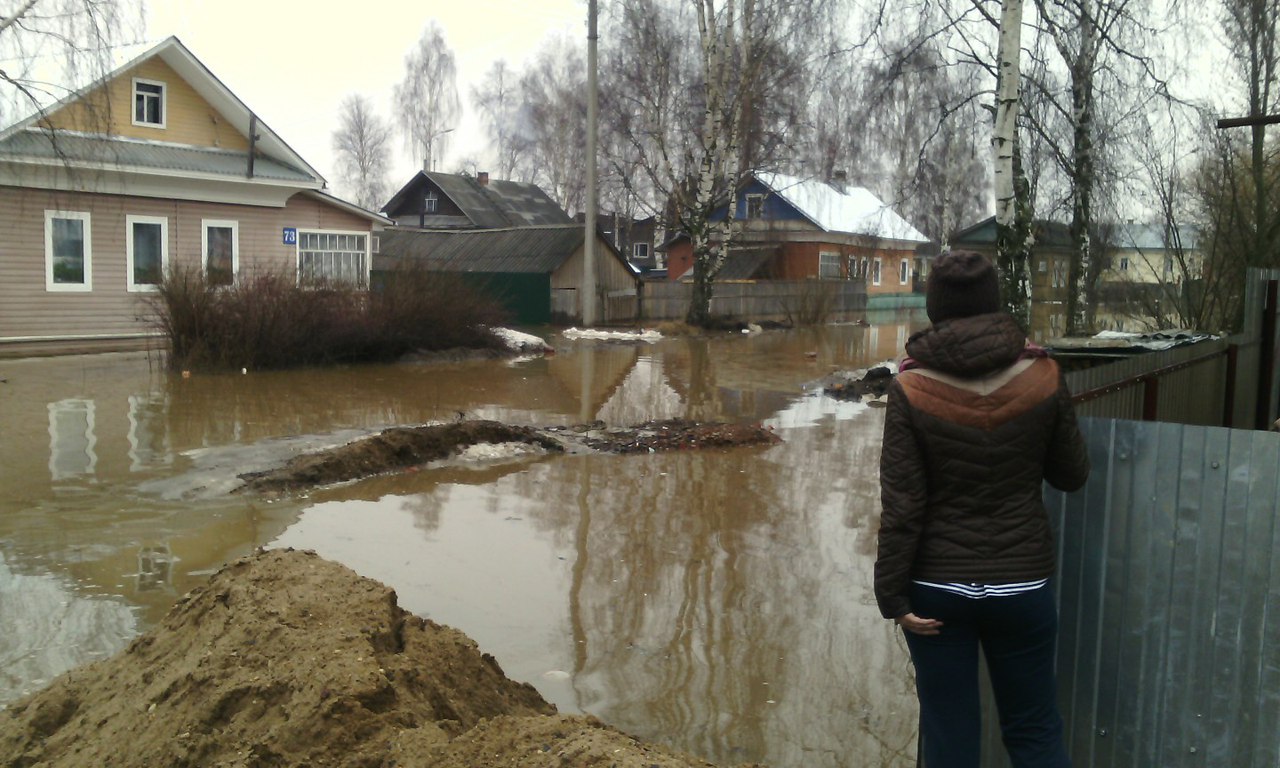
top-left (503, 405), bottom-right (918, 766)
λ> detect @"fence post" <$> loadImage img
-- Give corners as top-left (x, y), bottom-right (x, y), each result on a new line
top-left (1256, 280), bottom-right (1278, 429)
top-left (1224, 343), bottom-right (1239, 428)
top-left (1140, 376), bottom-right (1160, 421)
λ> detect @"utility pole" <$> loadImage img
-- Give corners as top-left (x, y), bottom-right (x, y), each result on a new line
top-left (582, 0), bottom-right (600, 327)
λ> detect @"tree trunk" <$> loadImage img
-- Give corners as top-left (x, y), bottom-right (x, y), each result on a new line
top-left (1066, 12), bottom-right (1099, 336)
top-left (686, 227), bottom-right (715, 326)
top-left (993, 0), bottom-right (1032, 330)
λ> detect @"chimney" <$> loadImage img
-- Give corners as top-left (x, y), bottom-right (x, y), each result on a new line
top-left (477, 171), bottom-right (490, 186)
top-left (831, 170), bottom-right (848, 194)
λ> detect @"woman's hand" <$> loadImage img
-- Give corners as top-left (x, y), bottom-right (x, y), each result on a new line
top-left (896, 612), bottom-right (943, 636)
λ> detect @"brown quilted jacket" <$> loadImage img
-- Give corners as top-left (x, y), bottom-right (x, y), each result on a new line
top-left (874, 312), bottom-right (1090, 619)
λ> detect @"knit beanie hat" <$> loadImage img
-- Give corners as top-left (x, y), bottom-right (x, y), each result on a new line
top-left (926, 250), bottom-right (1001, 324)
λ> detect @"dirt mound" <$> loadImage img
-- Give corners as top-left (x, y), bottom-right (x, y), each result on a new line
top-left (238, 419), bottom-right (782, 496)
top-left (239, 421), bottom-right (565, 495)
top-left (568, 419), bottom-right (782, 454)
top-left (0, 549), bottom-right (755, 768)
top-left (823, 365), bottom-right (895, 401)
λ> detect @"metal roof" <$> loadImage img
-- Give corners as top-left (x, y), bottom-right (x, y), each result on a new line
top-left (0, 36), bottom-right (325, 184)
top-left (378, 225), bottom-right (590, 274)
top-left (1106, 222), bottom-right (1201, 251)
top-left (753, 172), bottom-right (930, 243)
top-left (675, 246), bottom-right (777, 281)
top-left (382, 171), bottom-right (573, 228)
top-left (0, 129), bottom-right (315, 183)
top-left (1048, 329), bottom-right (1216, 356)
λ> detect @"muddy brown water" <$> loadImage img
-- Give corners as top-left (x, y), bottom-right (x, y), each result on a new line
top-left (0, 317), bottom-right (926, 767)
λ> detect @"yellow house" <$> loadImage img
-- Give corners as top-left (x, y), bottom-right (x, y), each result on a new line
top-left (0, 36), bottom-right (387, 357)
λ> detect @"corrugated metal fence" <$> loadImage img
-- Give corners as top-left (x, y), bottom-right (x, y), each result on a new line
top-left (976, 417), bottom-right (1280, 767)
top-left (1063, 268), bottom-right (1280, 429)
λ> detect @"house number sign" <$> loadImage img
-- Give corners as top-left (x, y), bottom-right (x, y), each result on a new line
top-left (282, 227), bottom-right (297, 245)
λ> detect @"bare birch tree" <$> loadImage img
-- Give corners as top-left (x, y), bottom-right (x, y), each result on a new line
top-left (604, 0), bottom-right (822, 326)
top-left (470, 60), bottom-right (521, 179)
top-left (845, 25), bottom-right (990, 244)
top-left (989, 0), bottom-right (1036, 328)
top-left (1, 0), bottom-right (139, 127)
top-left (1219, 0), bottom-right (1280, 270)
top-left (513, 37), bottom-right (588, 214)
top-left (1026, 0), bottom-right (1160, 334)
top-left (394, 22), bottom-right (460, 173)
top-left (331, 94), bottom-right (392, 212)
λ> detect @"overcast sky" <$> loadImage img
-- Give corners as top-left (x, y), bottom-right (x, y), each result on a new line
top-left (143, 0), bottom-right (587, 200)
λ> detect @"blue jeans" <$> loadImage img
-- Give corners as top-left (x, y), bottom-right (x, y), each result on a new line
top-left (903, 582), bottom-right (1070, 768)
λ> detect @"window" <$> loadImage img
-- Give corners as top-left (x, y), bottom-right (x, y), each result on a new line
top-left (298, 230), bottom-right (369, 287)
top-left (899, 258), bottom-right (910, 285)
top-left (744, 193), bottom-right (764, 219)
top-left (133, 79), bottom-right (165, 128)
top-left (1038, 260), bottom-right (1048, 273)
top-left (819, 251), bottom-right (841, 279)
top-left (45, 210), bottom-right (92, 291)
top-left (633, 242), bottom-right (650, 261)
top-left (1119, 257), bottom-right (1130, 271)
top-left (203, 220), bottom-right (238, 286)
top-left (1052, 263), bottom-right (1068, 289)
top-left (1164, 257), bottom-right (1174, 275)
top-left (126, 215), bottom-right (167, 291)
top-left (424, 192), bottom-right (438, 214)
top-left (872, 257), bottom-right (882, 286)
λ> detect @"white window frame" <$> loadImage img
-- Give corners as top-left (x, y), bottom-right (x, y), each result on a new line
top-left (872, 257), bottom-right (882, 286)
top-left (45, 210), bottom-right (92, 292)
top-left (743, 193), bottom-right (765, 219)
top-left (296, 229), bottom-right (371, 288)
top-left (899, 258), bottom-right (910, 285)
top-left (132, 78), bottom-right (167, 129)
top-left (424, 192), bottom-right (438, 214)
top-left (202, 219), bottom-right (239, 286)
top-left (818, 251), bottom-right (841, 279)
top-left (633, 242), bottom-right (650, 261)
top-left (126, 215), bottom-right (168, 292)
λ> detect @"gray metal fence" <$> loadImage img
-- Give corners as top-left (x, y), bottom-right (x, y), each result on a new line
top-left (978, 417), bottom-right (1280, 767)
top-left (1065, 340), bottom-right (1233, 427)
top-left (1059, 268), bottom-right (1280, 429)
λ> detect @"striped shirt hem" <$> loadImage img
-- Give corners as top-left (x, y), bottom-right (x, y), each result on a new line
top-left (912, 578), bottom-right (1049, 599)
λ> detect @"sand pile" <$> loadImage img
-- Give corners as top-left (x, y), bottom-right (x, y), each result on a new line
top-left (0, 549), bottom-right (754, 768)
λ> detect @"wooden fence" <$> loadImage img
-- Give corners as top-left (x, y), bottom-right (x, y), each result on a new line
top-left (638, 279), bottom-right (867, 323)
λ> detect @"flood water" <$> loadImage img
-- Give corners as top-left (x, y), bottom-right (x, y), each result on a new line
top-left (0, 315), bottom-right (927, 767)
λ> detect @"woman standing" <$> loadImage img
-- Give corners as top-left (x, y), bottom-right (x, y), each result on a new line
top-left (875, 251), bottom-right (1091, 768)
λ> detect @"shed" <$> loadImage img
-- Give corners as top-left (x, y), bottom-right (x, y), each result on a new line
top-left (376, 225), bottom-right (640, 325)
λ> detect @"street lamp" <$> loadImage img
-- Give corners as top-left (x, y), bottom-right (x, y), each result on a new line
top-left (424, 127), bottom-right (454, 172)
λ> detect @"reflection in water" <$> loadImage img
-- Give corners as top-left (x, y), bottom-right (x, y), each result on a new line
top-left (47, 399), bottom-right (97, 481)
top-left (0, 317), bottom-right (929, 763)
top-left (127, 394), bottom-right (172, 472)
top-left (0, 551), bottom-right (137, 705)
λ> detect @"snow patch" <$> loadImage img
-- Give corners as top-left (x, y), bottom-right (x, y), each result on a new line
top-left (453, 441), bottom-right (548, 462)
top-left (561, 327), bottom-right (663, 343)
top-left (489, 327), bottom-right (552, 353)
